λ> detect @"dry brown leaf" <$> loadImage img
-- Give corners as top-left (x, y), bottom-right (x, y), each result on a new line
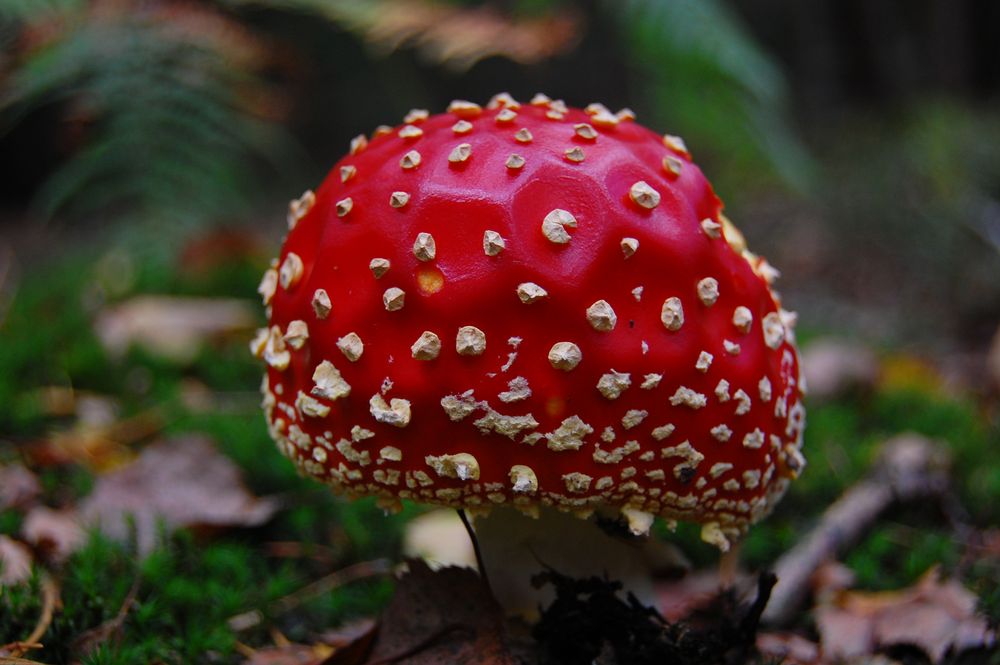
top-left (94, 295), bottom-right (257, 363)
top-left (756, 632), bottom-right (821, 664)
top-left (28, 406), bottom-right (162, 472)
top-left (816, 568), bottom-right (997, 662)
top-left (0, 465), bottom-right (41, 511)
top-left (362, 559), bottom-right (514, 665)
top-left (80, 435), bottom-right (280, 555)
top-left (21, 506), bottom-right (86, 564)
top-left (242, 643), bottom-right (334, 665)
top-left (0, 535), bottom-right (34, 586)
top-left (800, 338), bottom-right (878, 401)
top-left (293, 0), bottom-right (581, 71)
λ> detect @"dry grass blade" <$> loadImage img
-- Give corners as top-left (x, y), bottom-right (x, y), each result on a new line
top-left (228, 558), bottom-right (393, 633)
top-left (0, 573), bottom-right (60, 659)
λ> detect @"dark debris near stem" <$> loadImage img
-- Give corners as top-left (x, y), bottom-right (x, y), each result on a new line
top-left (531, 568), bottom-right (777, 665)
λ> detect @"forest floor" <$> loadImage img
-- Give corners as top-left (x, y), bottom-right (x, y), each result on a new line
top-left (0, 226), bottom-right (998, 664)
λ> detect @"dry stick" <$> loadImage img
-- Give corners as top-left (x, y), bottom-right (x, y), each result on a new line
top-left (72, 571), bottom-right (142, 655)
top-left (0, 573), bottom-right (59, 658)
top-left (763, 433), bottom-right (950, 626)
top-left (228, 558), bottom-right (392, 632)
top-left (457, 509), bottom-right (492, 596)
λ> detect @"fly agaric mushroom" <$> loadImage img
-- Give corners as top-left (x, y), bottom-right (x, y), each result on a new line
top-left (252, 94), bottom-right (806, 607)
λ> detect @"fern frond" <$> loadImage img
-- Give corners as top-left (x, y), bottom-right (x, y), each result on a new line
top-left (610, 0), bottom-right (814, 193)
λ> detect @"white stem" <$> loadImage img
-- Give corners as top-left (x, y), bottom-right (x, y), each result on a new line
top-left (472, 506), bottom-right (658, 617)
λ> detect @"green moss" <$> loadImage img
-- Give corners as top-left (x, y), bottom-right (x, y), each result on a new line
top-left (1, 529), bottom-right (395, 664)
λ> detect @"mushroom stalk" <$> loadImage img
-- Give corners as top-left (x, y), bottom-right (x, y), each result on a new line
top-left (471, 506), bottom-right (658, 617)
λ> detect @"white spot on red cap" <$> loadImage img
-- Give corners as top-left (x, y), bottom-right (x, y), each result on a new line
top-left (710, 424), bottom-right (733, 442)
top-left (411, 331), bottom-right (441, 360)
top-left (258, 269), bottom-right (278, 306)
top-left (390, 191), bottom-right (410, 208)
top-left (369, 258), bottom-right (390, 279)
top-left (337, 333), bottom-right (364, 362)
top-left (448, 143), bottom-right (472, 163)
top-left (733, 306), bottom-right (753, 334)
top-left (660, 297), bottom-right (684, 331)
top-left (483, 230), bottom-right (506, 256)
top-left (279, 253), bottom-right (303, 290)
top-left (505, 154), bottom-right (526, 170)
top-left (404, 108), bottom-right (429, 123)
top-left (413, 233), bottom-right (436, 261)
top-left (510, 465), bottom-right (538, 493)
top-left (447, 100), bottom-right (482, 118)
top-left (383, 287), bottom-right (405, 311)
top-left (586, 300), bottom-right (617, 331)
top-left (336, 198), bottom-right (353, 217)
top-left (287, 190), bottom-right (316, 230)
top-left (546, 415), bottom-right (592, 451)
top-left (496, 108), bottom-right (517, 124)
top-left (456, 326), bottom-right (487, 356)
top-left (548, 342), bottom-right (582, 371)
top-left (398, 124), bottom-right (423, 140)
top-left (312, 289), bottom-right (331, 319)
top-left (517, 282), bottom-right (548, 303)
top-left (641, 373), bottom-right (662, 389)
top-left (629, 181), bottom-right (661, 209)
top-left (695, 351), bottom-right (713, 373)
top-left (349, 134), bottom-right (367, 155)
top-left (542, 208), bottom-right (577, 244)
top-left (597, 371), bottom-right (631, 400)
top-left (369, 394), bottom-right (411, 428)
top-left (514, 128), bottom-right (533, 143)
top-left (662, 155), bottom-right (683, 177)
top-left (400, 150), bottom-right (421, 170)
top-left (312, 361), bottom-right (350, 400)
top-left (663, 134), bottom-right (688, 154)
top-left (564, 147), bottom-right (585, 163)
top-left (452, 120), bottom-right (473, 134)
top-left (763, 312), bottom-right (786, 349)
top-left (563, 472), bottom-right (593, 494)
top-left (426, 453), bottom-right (479, 481)
top-left (621, 237), bottom-right (639, 258)
top-left (697, 278), bottom-right (719, 306)
top-left (669, 386), bottom-right (706, 409)
top-left (284, 320), bottom-right (309, 350)
top-left (574, 123), bottom-right (598, 140)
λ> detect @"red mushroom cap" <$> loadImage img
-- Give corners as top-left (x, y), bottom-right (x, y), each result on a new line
top-left (252, 94), bottom-right (806, 549)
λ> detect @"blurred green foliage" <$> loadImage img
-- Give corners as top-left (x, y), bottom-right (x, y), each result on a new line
top-left (0, 2), bottom-right (295, 231)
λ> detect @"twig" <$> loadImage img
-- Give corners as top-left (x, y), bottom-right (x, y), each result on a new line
top-left (228, 558), bottom-right (392, 632)
top-left (0, 573), bottom-right (59, 658)
top-left (457, 508), bottom-right (492, 596)
top-left (71, 571), bottom-right (142, 655)
top-left (763, 433), bottom-right (950, 625)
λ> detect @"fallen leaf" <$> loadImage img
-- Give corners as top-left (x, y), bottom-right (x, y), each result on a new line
top-left (401, 509), bottom-right (476, 570)
top-left (93, 295), bottom-right (256, 363)
top-left (816, 568), bottom-right (997, 662)
top-left (362, 559), bottom-right (514, 665)
top-left (0, 535), bottom-right (33, 586)
top-left (21, 506), bottom-right (86, 564)
top-left (80, 435), bottom-right (280, 555)
top-left (28, 407), bottom-right (162, 472)
top-left (243, 644), bottom-right (334, 665)
top-left (0, 464), bottom-right (41, 511)
top-left (276, 0), bottom-right (582, 71)
top-left (800, 338), bottom-right (878, 401)
top-left (756, 632), bottom-right (820, 664)
top-left (319, 618), bottom-right (378, 665)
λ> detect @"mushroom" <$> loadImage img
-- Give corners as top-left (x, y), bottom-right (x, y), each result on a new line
top-left (252, 94), bottom-right (806, 612)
